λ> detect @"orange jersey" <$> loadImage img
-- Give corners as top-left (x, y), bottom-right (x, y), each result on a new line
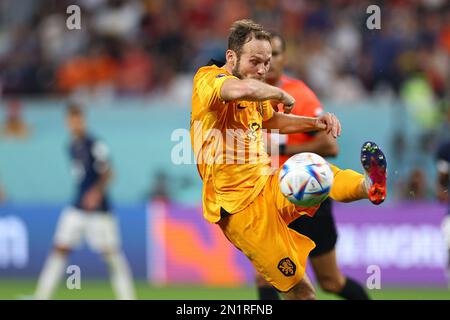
top-left (276, 75), bottom-right (323, 165)
top-left (190, 64), bottom-right (275, 223)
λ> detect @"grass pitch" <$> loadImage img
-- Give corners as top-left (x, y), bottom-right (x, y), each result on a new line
top-left (1, 279), bottom-right (449, 300)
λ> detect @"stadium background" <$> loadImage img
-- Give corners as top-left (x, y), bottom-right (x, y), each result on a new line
top-left (0, 0), bottom-right (449, 299)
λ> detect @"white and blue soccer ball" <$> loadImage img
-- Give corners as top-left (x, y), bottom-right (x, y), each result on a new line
top-left (279, 152), bottom-right (334, 207)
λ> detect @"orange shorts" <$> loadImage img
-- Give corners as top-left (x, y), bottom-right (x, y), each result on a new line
top-left (217, 169), bottom-right (318, 292)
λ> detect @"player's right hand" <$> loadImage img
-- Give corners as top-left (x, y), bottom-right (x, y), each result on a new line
top-left (280, 91), bottom-right (295, 114)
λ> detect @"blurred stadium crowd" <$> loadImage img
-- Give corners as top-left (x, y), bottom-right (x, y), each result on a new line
top-left (1, 0), bottom-right (449, 203)
top-left (0, 0), bottom-right (449, 104)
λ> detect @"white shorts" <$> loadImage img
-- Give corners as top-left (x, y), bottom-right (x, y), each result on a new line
top-left (54, 206), bottom-right (121, 252)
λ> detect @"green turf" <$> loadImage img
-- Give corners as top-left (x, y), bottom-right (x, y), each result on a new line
top-left (1, 279), bottom-right (449, 300)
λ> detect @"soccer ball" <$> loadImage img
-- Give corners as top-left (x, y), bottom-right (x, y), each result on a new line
top-left (279, 152), bottom-right (334, 207)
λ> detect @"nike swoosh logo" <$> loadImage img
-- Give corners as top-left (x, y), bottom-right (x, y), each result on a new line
top-left (237, 104), bottom-right (246, 109)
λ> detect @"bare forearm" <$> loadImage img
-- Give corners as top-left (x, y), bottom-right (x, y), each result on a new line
top-left (243, 79), bottom-right (285, 101)
top-left (284, 132), bottom-right (339, 157)
top-left (285, 140), bottom-right (339, 157)
top-left (263, 112), bottom-right (318, 134)
top-left (221, 78), bottom-right (286, 102)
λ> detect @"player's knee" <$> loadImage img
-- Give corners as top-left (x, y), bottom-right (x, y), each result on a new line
top-left (53, 245), bottom-right (71, 256)
top-left (318, 275), bottom-right (345, 293)
top-left (298, 289), bottom-right (316, 300)
top-left (283, 279), bottom-right (316, 300)
top-left (101, 250), bottom-right (116, 260)
top-left (294, 286), bottom-right (316, 300)
top-left (101, 249), bottom-right (122, 265)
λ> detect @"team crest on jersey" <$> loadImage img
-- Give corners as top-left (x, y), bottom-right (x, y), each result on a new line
top-left (278, 257), bottom-right (296, 277)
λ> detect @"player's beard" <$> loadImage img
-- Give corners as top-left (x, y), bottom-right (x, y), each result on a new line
top-left (232, 55), bottom-right (266, 81)
top-left (231, 56), bottom-right (244, 79)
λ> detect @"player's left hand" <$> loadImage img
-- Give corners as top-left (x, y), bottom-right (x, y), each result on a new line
top-left (279, 90), bottom-right (295, 114)
top-left (314, 112), bottom-right (341, 138)
top-left (269, 100), bottom-right (294, 114)
top-left (82, 188), bottom-right (102, 211)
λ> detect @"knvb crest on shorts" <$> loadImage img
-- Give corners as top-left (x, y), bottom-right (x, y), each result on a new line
top-left (278, 257), bottom-right (296, 277)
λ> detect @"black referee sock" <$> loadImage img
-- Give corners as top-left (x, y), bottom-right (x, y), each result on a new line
top-left (337, 277), bottom-right (370, 300)
top-left (257, 286), bottom-right (280, 300)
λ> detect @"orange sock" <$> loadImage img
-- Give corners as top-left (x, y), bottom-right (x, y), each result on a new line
top-left (328, 163), bottom-right (366, 202)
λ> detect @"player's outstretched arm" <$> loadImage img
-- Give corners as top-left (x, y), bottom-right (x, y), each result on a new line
top-left (263, 112), bottom-right (341, 138)
top-left (283, 131), bottom-right (339, 158)
top-left (220, 78), bottom-right (295, 107)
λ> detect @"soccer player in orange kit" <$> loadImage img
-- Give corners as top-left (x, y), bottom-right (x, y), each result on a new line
top-left (190, 20), bottom-right (387, 300)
